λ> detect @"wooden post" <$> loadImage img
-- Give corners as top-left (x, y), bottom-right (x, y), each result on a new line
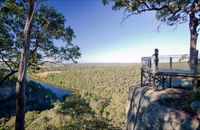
top-left (153, 75), bottom-right (157, 91)
top-left (149, 59), bottom-right (151, 70)
top-left (149, 74), bottom-right (152, 85)
top-left (170, 57), bottom-right (172, 69)
top-left (141, 67), bottom-right (144, 87)
top-left (169, 78), bottom-right (172, 88)
top-left (162, 77), bottom-right (165, 90)
top-left (169, 57), bottom-right (172, 88)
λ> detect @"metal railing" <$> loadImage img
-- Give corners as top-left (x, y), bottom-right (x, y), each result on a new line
top-left (141, 54), bottom-right (200, 73)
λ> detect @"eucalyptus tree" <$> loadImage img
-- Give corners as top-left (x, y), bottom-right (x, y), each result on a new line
top-left (103, 0), bottom-right (200, 66)
top-left (0, 0), bottom-right (81, 129)
top-left (0, 1), bottom-right (81, 84)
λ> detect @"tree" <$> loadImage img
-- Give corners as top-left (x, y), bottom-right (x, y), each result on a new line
top-left (103, 0), bottom-right (200, 67)
top-left (0, 0), bottom-right (81, 129)
top-left (15, 0), bottom-right (35, 129)
top-left (0, 1), bottom-right (81, 85)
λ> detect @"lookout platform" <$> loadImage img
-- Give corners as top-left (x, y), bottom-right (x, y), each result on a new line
top-left (141, 54), bottom-right (200, 90)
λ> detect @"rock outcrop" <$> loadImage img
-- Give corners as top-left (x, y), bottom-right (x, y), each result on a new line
top-left (126, 86), bottom-right (200, 130)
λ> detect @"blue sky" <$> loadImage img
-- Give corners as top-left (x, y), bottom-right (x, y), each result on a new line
top-left (49, 0), bottom-right (199, 63)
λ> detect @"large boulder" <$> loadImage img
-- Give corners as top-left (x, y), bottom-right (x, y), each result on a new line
top-left (126, 86), bottom-right (200, 130)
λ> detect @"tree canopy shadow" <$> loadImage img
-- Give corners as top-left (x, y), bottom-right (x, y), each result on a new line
top-left (57, 93), bottom-right (118, 129)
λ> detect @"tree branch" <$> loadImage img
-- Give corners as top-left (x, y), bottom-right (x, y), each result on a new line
top-left (24, 0), bottom-right (40, 36)
top-left (0, 52), bottom-right (13, 71)
top-left (0, 70), bottom-right (18, 86)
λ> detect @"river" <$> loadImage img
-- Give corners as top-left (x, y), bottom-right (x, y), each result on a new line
top-left (29, 79), bottom-right (72, 99)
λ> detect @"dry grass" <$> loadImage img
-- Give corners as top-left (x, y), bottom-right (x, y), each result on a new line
top-left (33, 71), bottom-right (62, 78)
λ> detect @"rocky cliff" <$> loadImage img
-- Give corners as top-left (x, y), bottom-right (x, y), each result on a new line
top-left (126, 86), bottom-right (200, 130)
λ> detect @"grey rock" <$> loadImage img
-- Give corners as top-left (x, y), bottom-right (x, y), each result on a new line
top-left (126, 86), bottom-right (199, 130)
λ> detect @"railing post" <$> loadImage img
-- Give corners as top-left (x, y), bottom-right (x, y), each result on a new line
top-left (141, 67), bottom-right (144, 87)
top-left (153, 75), bottom-right (157, 91)
top-left (169, 57), bottom-right (172, 88)
top-left (149, 59), bottom-right (152, 70)
top-left (170, 57), bottom-right (172, 69)
top-left (169, 77), bottom-right (172, 88)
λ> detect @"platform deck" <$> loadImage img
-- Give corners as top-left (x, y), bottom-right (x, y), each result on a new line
top-left (143, 68), bottom-right (200, 80)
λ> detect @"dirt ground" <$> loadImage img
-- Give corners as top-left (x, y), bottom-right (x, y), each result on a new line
top-left (33, 71), bottom-right (61, 78)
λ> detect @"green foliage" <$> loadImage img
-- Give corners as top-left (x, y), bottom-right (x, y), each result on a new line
top-left (0, 118), bottom-right (9, 130)
top-left (0, 1), bottom-right (81, 84)
top-left (104, 0), bottom-right (199, 26)
top-left (25, 81), bottom-right (58, 111)
top-left (188, 88), bottom-right (200, 104)
top-left (96, 98), bottom-right (110, 116)
top-left (57, 93), bottom-right (112, 129)
top-left (0, 69), bottom-right (4, 79)
top-left (2, 93), bottom-right (115, 129)
top-left (29, 64), bottom-right (141, 128)
top-left (57, 93), bottom-right (94, 119)
top-left (1, 64), bottom-right (140, 129)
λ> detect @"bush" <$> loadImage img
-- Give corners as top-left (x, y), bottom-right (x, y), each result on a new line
top-left (188, 88), bottom-right (200, 104)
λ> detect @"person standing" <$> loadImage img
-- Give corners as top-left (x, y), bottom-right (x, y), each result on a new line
top-left (152, 48), bottom-right (159, 72)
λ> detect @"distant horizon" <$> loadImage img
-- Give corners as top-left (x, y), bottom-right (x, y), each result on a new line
top-left (76, 62), bottom-right (140, 64)
top-left (42, 53), bottom-right (192, 64)
top-left (0, 60), bottom-right (137, 64)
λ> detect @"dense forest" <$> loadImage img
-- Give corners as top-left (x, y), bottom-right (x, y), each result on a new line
top-left (1, 64), bottom-right (200, 129)
top-left (0, 64), bottom-right (140, 129)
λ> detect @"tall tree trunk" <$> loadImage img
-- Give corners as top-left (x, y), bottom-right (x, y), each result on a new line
top-left (15, 0), bottom-right (34, 130)
top-left (189, 12), bottom-right (198, 70)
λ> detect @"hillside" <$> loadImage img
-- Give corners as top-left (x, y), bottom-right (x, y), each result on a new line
top-left (28, 64), bottom-right (141, 128)
top-left (1, 64), bottom-right (140, 129)
top-left (1, 64), bottom-right (200, 129)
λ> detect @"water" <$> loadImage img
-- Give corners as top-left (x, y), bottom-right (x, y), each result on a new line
top-left (28, 78), bottom-right (72, 99)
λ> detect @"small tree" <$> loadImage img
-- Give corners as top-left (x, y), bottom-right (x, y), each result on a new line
top-left (103, 0), bottom-right (200, 67)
